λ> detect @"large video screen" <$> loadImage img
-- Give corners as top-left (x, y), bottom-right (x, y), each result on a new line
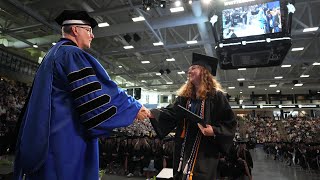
top-left (222, 0), bottom-right (282, 39)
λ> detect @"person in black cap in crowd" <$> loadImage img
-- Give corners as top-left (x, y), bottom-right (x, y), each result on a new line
top-left (148, 53), bottom-right (236, 180)
top-left (13, 10), bottom-right (150, 180)
top-left (219, 139), bottom-right (252, 180)
top-left (232, 139), bottom-right (253, 180)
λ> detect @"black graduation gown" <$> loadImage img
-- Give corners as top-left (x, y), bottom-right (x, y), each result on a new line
top-left (150, 91), bottom-right (236, 180)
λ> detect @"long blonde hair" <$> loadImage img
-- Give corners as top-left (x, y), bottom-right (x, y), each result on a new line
top-left (177, 66), bottom-right (223, 100)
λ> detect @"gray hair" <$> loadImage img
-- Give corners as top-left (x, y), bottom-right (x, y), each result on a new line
top-left (62, 25), bottom-right (73, 35)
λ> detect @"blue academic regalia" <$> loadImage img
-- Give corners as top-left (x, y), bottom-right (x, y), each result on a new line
top-left (14, 38), bottom-right (142, 180)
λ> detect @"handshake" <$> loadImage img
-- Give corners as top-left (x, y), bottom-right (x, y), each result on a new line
top-left (135, 105), bottom-right (153, 120)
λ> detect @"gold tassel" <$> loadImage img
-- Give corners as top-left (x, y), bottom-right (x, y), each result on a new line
top-left (177, 158), bottom-right (183, 172)
top-left (189, 172), bottom-right (193, 180)
top-left (180, 119), bottom-right (186, 138)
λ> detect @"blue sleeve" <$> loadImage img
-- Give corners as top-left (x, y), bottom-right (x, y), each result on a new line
top-left (56, 48), bottom-right (142, 137)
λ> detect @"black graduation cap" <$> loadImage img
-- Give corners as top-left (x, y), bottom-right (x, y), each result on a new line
top-left (192, 53), bottom-right (218, 76)
top-left (55, 10), bottom-right (98, 28)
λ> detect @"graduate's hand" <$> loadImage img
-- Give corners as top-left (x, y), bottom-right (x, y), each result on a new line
top-left (197, 123), bottom-right (215, 136)
top-left (148, 111), bottom-right (155, 119)
top-left (136, 106), bottom-right (151, 120)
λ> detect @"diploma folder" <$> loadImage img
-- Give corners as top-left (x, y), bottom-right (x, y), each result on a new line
top-left (156, 168), bottom-right (173, 179)
top-left (177, 105), bottom-right (206, 127)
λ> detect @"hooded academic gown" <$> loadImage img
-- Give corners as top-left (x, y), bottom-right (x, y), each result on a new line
top-left (14, 38), bottom-right (142, 180)
top-left (150, 91), bottom-right (236, 180)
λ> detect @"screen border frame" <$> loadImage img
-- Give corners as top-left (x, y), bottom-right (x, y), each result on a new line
top-left (214, 0), bottom-right (291, 44)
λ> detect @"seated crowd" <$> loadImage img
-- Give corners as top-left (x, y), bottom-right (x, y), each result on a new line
top-left (238, 116), bottom-right (320, 173)
top-left (98, 134), bottom-right (174, 179)
top-left (0, 78), bottom-right (29, 156)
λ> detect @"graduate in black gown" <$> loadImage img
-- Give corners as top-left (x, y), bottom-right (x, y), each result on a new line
top-left (149, 53), bottom-right (237, 180)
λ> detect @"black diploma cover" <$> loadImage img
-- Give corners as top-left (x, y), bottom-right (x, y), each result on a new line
top-left (177, 105), bottom-right (207, 127)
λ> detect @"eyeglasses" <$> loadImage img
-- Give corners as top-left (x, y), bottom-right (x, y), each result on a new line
top-left (76, 26), bottom-right (93, 34)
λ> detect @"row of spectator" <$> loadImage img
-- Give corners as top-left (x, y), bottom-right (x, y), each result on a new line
top-left (98, 136), bottom-right (174, 178)
top-left (0, 78), bottom-right (29, 156)
top-left (238, 116), bottom-right (320, 143)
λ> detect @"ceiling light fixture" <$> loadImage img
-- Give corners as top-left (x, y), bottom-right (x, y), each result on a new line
top-left (175, 0), bottom-right (181, 7)
top-left (98, 22), bottom-right (109, 27)
top-left (303, 27), bottom-right (319, 32)
top-left (186, 40), bottom-right (198, 44)
top-left (294, 83), bottom-right (303, 86)
top-left (274, 76), bottom-right (283, 79)
top-left (166, 58), bottom-right (175, 61)
top-left (123, 45), bottom-right (134, 49)
top-left (300, 74), bottom-right (309, 78)
top-left (281, 64), bottom-right (291, 68)
top-left (132, 16), bottom-right (145, 22)
top-left (291, 47), bottom-right (304, 51)
top-left (153, 41), bottom-right (164, 46)
top-left (170, 7), bottom-right (184, 13)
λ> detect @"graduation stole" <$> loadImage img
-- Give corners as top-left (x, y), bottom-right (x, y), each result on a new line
top-left (178, 99), bottom-right (205, 180)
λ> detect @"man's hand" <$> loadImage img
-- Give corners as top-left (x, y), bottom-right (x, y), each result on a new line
top-left (135, 106), bottom-right (151, 120)
top-left (197, 123), bottom-right (215, 136)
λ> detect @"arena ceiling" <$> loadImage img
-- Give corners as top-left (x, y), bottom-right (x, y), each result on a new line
top-left (0, 0), bottom-right (319, 97)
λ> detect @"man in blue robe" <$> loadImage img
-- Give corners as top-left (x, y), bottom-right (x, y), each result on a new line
top-left (13, 10), bottom-right (150, 180)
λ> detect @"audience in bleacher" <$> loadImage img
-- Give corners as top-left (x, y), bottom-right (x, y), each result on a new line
top-left (0, 78), bottom-right (29, 156)
top-left (237, 116), bottom-right (320, 173)
top-left (282, 117), bottom-right (320, 143)
top-left (98, 135), bottom-right (174, 179)
top-left (238, 116), bottom-right (320, 143)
